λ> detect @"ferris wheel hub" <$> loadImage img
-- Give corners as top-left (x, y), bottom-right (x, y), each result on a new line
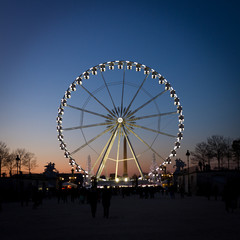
top-left (117, 117), bottom-right (123, 123)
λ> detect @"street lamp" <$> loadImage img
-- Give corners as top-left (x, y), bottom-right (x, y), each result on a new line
top-left (186, 150), bottom-right (190, 195)
top-left (16, 155), bottom-right (20, 175)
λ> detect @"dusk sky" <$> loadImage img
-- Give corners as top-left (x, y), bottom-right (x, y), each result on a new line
top-left (1, 0), bottom-right (240, 175)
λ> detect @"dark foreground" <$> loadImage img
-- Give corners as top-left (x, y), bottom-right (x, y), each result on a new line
top-left (0, 194), bottom-right (240, 240)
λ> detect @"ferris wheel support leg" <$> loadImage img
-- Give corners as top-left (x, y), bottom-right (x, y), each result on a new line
top-left (96, 126), bottom-right (119, 178)
top-left (122, 126), bottom-right (144, 179)
top-left (91, 126), bottom-right (115, 172)
top-left (125, 125), bottom-right (165, 161)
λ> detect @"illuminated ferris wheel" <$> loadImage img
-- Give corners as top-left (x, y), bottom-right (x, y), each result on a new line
top-left (56, 60), bottom-right (184, 179)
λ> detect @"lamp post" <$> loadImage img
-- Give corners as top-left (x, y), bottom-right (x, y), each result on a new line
top-left (186, 150), bottom-right (190, 195)
top-left (16, 155), bottom-right (20, 175)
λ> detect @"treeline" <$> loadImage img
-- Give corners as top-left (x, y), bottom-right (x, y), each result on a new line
top-left (191, 135), bottom-right (240, 170)
top-left (0, 141), bottom-right (37, 177)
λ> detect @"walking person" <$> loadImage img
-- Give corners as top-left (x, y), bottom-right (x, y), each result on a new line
top-left (88, 186), bottom-right (98, 218)
top-left (102, 186), bottom-right (112, 218)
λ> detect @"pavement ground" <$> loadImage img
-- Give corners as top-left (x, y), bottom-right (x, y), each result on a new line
top-left (0, 194), bottom-right (240, 240)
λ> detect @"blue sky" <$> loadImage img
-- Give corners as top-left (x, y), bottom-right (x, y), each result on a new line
top-left (0, 0), bottom-right (240, 174)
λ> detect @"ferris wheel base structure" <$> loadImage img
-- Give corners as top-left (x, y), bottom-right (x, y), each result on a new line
top-left (90, 178), bottom-right (161, 188)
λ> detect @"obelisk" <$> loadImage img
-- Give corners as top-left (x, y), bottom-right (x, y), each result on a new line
top-left (123, 136), bottom-right (128, 177)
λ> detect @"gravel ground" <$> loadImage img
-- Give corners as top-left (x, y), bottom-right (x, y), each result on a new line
top-left (0, 193), bottom-right (240, 240)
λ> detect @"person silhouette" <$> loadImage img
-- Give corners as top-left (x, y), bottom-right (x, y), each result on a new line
top-left (88, 187), bottom-right (98, 218)
top-left (102, 186), bottom-right (112, 218)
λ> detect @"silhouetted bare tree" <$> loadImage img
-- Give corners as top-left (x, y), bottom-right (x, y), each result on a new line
top-left (3, 152), bottom-right (16, 176)
top-left (0, 144), bottom-right (38, 175)
top-left (191, 136), bottom-right (234, 170)
top-left (191, 142), bottom-right (212, 170)
top-left (15, 148), bottom-right (37, 173)
top-left (23, 152), bottom-right (38, 174)
top-left (232, 139), bottom-right (240, 170)
top-left (207, 135), bottom-right (230, 169)
top-left (225, 138), bottom-right (233, 169)
top-left (14, 148), bottom-right (27, 172)
top-left (0, 141), bottom-right (9, 177)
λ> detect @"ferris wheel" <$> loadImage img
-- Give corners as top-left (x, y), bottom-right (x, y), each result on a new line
top-left (56, 60), bottom-right (184, 179)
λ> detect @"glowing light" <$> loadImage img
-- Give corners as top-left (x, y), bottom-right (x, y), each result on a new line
top-left (70, 84), bottom-right (76, 91)
top-left (60, 143), bottom-right (66, 150)
top-left (61, 99), bottom-right (67, 106)
top-left (165, 82), bottom-right (171, 90)
top-left (144, 67), bottom-right (150, 75)
top-left (65, 91), bottom-right (71, 99)
top-left (170, 90), bottom-right (176, 98)
top-left (151, 71), bottom-right (157, 79)
top-left (108, 62), bottom-right (114, 70)
top-left (179, 123), bottom-right (184, 132)
top-left (56, 116), bottom-right (62, 123)
top-left (124, 177), bottom-right (128, 182)
top-left (136, 64), bottom-right (141, 71)
top-left (64, 151), bottom-right (70, 158)
top-left (58, 107), bottom-right (64, 115)
top-left (58, 134), bottom-right (63, 141)
top-left (118, 62), bottom-right (123, 69)
top-left (179, 115), bottom-right (184, 122)
top-left (115, 178), bottom-right (119, 182)
top-left (175, 142), bottom-right (180, 149)
top-left (92, 67), bottom-right (97, 75)
top-left (84, 72), bottom-right (89, 79)
top-left (100, 64), bottom-right (106, 72)
top-left (57, 125), bottom-right (62, 132)
top-left (76, 77), bottom-right (82, 85)
top-left (177, 105), bottom-right (183, 114)
top-left (127, 62), bottom-right (132, 70)
top-left (177, 132), bottom-right (183, 140)
top-left (174, 97), bottom-right (180, 105)
top-left (117, 117), bottom-right (123, 123)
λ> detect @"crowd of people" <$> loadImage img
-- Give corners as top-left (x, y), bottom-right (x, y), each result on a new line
top-left (1, 181), bottom-right (240, 216)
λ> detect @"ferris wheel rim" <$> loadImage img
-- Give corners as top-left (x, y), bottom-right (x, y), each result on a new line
top-left (56, 60), bottom-right (184, 175)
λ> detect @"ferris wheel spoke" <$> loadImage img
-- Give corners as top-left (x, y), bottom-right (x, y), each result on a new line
top-left (91, 124), bottom-right (119, 173)
top-left (122, 125), bottom-right (143, 178)
top-left (100, 71), bottom-right (117, 114)
top-left (63, 122), bottom-right (112, 131)
top-left (125, 125), bottom-right (165, 161)
top-left (81, 85), bottom-right (115, 117)
top-left (127, 89), bottom-right (167, 118)
top-left (120, 64), bottom-right (126, 115)
top-left (96, 125), bottom-right (119, 178)
top-left (123, 73), bottom-right (149, 117)
top-left (67, 104), bottom-right (113, 120)
top-left (127, 122), bottom-right (176, 138)
top-left (130, 111), bottom-right (178, 121)
top-left (70, 125), bottom-right (115, 155)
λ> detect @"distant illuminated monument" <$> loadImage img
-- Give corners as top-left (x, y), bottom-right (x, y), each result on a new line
top-left (87, 155), bottom-right (92, 184)
top-left (57, 60), bottom-right (184, 180)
